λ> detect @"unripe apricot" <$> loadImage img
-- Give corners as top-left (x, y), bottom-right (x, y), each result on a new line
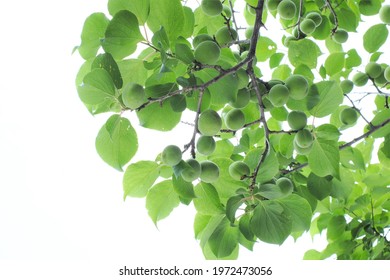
top-left (198, 109), bottom-right (222, 136)
top-left (352, 72), bottom-right (369, 87)
top-left (268, 84), bottom-right (290, 107)
top-left (294, 128), bottom-right (314, 148)
top-left (340, 79), bottom-right (354, 94)
top-left (277, 0), bottom-right (297, 20)
top-left (196, 136), bottom-right (216, 155)
top-left (285, 75), bottom-right (309, 100)
top-left (215, 26), bottom-right (238, 46)
top-left (340, 107), bottom-right (358, 125)
top-left (162, 145), bottom-right (182, 166)
top-left (194, 41), bottom-right (221, 64)
top-left (122, 83), bottom-right (145, 109)
top-left (201, 0), bottom-right (223, 17)
top-left (332, 29), bottom-right (348, 44)
top-left (225, 108), bottom-right (246, 130)
top-left (200, 161), bottom-right (220, 182)
top-left (287, 111), bottom-right (307, 130)
top-left (300, 19), bottom-right (316, 35)
top-left (365, 62), bottom-right (382, 78)
top-left (181, 159), bottom-right (201, 182)
top-left (229, 161), bottom-right (250, 180)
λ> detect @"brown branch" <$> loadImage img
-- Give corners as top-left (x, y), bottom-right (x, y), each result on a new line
top-left (325, 0), bottom-right (339, 33)
top-left (228, 0), bottom-right (240, 39)
top-left (344, 94), bottom-right (373, 127)
top-left (370, 78), bottom-right (389, 108)
top-left (220, 119), bottom-right (261, 133)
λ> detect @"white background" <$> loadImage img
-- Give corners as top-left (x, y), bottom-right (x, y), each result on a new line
top-left (0, 0), bottom-right (388, 279)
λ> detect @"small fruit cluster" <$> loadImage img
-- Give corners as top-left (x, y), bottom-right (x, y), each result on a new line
top-left (268, 74), bottom-right (309, 107)
top-left (352, 62), bottom-right (390, 88)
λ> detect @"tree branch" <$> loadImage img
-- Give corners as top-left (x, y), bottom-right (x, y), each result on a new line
top-left (325, 0), bottom-right (339, 33)
top-left (344, 93), bottom-right (373, 127)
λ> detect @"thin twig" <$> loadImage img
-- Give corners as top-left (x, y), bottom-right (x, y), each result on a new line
top-left (325, 0), bottom-right (339, 33)
top-left (344, 94), bottom-right (373, 127)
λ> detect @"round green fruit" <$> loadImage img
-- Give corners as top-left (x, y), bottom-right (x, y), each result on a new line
top-left (195, 41), bottom-right (221, 64)
top-left (276, 177), bottom-right (294, 194)
top-left (285, 75), bottom-right (309, 100)
top-left (196, 136), bottom-right (216, 155)
top-left (198, 109), bottom-right (222, 136)
top-left (229, 161), bottom-right (250, 180)
top-left (222, 5), bottom-right (232, 18)
top-left (379, 5), bottom-right (390, 24)
top-left (305, 12), bottom-right (322, 26)
top-left (384, 66), bottom-right (390, 82)
top-left (193, 34), bottom-right (213, 48)
top-left (340, 79), bottom-right (354, 94)
top-left (162, 145), bottom-right (182, 166)
top-left (225, 108), bottom-right (245, 130)
top-left (287, 111), bottom-right (307, 130)
top-left (293, 138), bottom-right (313, 155)
top-left (294, 128), bottom-right (314, 148)
top-left (352, 72), bottom-right (369, 87)
top-left (181, 159), bottom-right (201, 182)
top-left (245, 27), bottom-right (254, 39)
top-left (332, 29), bottom-right (348, 44)
top-left (277, 0), bottom-right (297, 20)
top-left (340, 107), bottom-right (358, 125)
top-left (201, 0), bottom-right (223, 17)
top-left (122, 83), bottom-right (145, 109)
top-left (300, 19), bottom-right (316, 35)
top-left (268, 84), bottom-right (290, 107)
top-left (365, 62), bottom-right (382, 78)
top-left (200, 161), bottom-right (220, 183)
top-left (230, 88), bottom-right (250, 108)
top-left (215, 26), bottom-right (238, 46)
top-left (267, 0), bottom-right (281, 11)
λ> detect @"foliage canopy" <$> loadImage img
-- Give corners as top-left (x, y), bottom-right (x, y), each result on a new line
top-left (75, 0), bottom-right (390, 260)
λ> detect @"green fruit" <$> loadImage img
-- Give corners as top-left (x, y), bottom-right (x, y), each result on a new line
top-left (332, 29), bottom-right (348, 44)
top-left (222, 5), bottom-right (232, 18)
top-left (194, 41), bottom-right (221, 64)
top-left (300, 19), bottom-right (316, 35)
top-left (379, 5), bottom-right (390, 24)
top-left (276, 177), bottom-right (294, 194)
top-left (162, 145), bottom-right (182, 166)
top-left (121, 83), bottom-right (145, 109)
top-left (294, 128), bottom-right (314, 148)
top-left (201, 0), bottom-right (223, 17)
top-left (200, 161), bottom-right (220, 183)
top-left (225, 108), bottom-right (246, 130)
top-left (375, 67), bottom-right (388, 86)
top-left (352, 72), bottom-right (369, 87)
top-left (198, 109), bottom-right (222, 136)
top-left (181, 159), bottom-right (201, 182)
top-left (245, 27), bottom-right (254, 39)
top-left (306, 12), bottom-right (322, 26)
top-left (340, 79), bottom-right (354, 94)
top-left (268, 84), bottom-right (289, 107)
top-left (365, 62), bottom-right (382, 78)
top-left (277, 0), bottom-right (297, 20)
top-left (215, 26), bottom-right (238, 46)
top-left (287, 111), bottom-right (307, 130)
top-left (285, 75), bottom-right (309, 100)
top-left (293, 139), bottom-right (313, 155)
top-left (193, 34), bottom-right (213, 48)
top-left (169, 95), bottom-right (187, 112)
top-left (340, 107), bottom-right (358, 125)
top-left (230, 88), bottom-right (250, 108)
top-left (196, 136), bottom-right (216, 155)
top-left (267, 0), bottom-right (281, 11)
top-left (384, 66), bottom-right (390, 82)
top-left (229, 161), bottom-right (250, 180)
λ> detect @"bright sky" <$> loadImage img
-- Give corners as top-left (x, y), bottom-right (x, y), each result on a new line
top-left (0, 0), bottom-right (388, 278)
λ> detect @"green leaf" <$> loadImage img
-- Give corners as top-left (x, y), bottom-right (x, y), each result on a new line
top-left (78, 13), bottom-right (109, 59)
top-left (340, 147), bottom-right (366, 170)
top-left (146, 180), bottom-right (180, 225)
top-left (256, 36), bottom-right (277, 62)
top-left (208, 218), bottom-right (239, 258)
top-left (369, 110), bottom-right (390, 138)
top-left (107, 0), bottom-right (150, 24)
top-left (92, 53), bottom-right (123, 89)
top-left (136, 102), bottom-right (181, 131)
top-left (324, 52), bottom-right (345, 76)
top-left (244, 148), bottom-right (279, 184)
top-left (269, 53), bottom-right (285, 69)
top-left (175, 43), bottom-right (194, 64)
top-left (102, 10), bottom-right (144, 59)
top-left (333, 8), bottom-right (358, 32)
top-left (363, 24), bottom-right (389, 53)
top-left (77, 68), bottom-right (116, 106)
top-left (345, 49), bottom-right (362, 69)
top-left (226, 195), bottom-right (245, 223)
top-left (117, 59), bottom-right (148, 86)
top-left (272, 64), bottom-right (292, 80)
top-left (199, 214), bottom-right (225, 248)
top-left (194, 213), bottom-right (211, 239)
top-left (327, 215), bottom-right (346, 241)
top-left (276, 194), bottom-right (312, 232)
top-left (181, 7), bottom-right (195, 39)
top-left (314, 124), bottom-right (341, 141)
top-left (147, 0), bottom-right (184, 41)
top-left (309, 81), bottom-right (343, 118)
top-left (307, 172), bottom-right (333, 200)
top-left (288, 39), bottom-right (321, 69)
top-left (172, 175), bottom-right (196, 199)
top-left (279, 134), bottom-right (295, 158)
top-left (308, 138), bottom-right (340, 178)
top-left (250, 200), bottom-right (292, 245)
top-left (96, 115), bottom-right (138, 171)
top-left (123, 161), bottom-right (159, 198)
top-left (193, 183), bottom-right (224, 215)
top-left (303, 249), bottom-right (322, 260)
